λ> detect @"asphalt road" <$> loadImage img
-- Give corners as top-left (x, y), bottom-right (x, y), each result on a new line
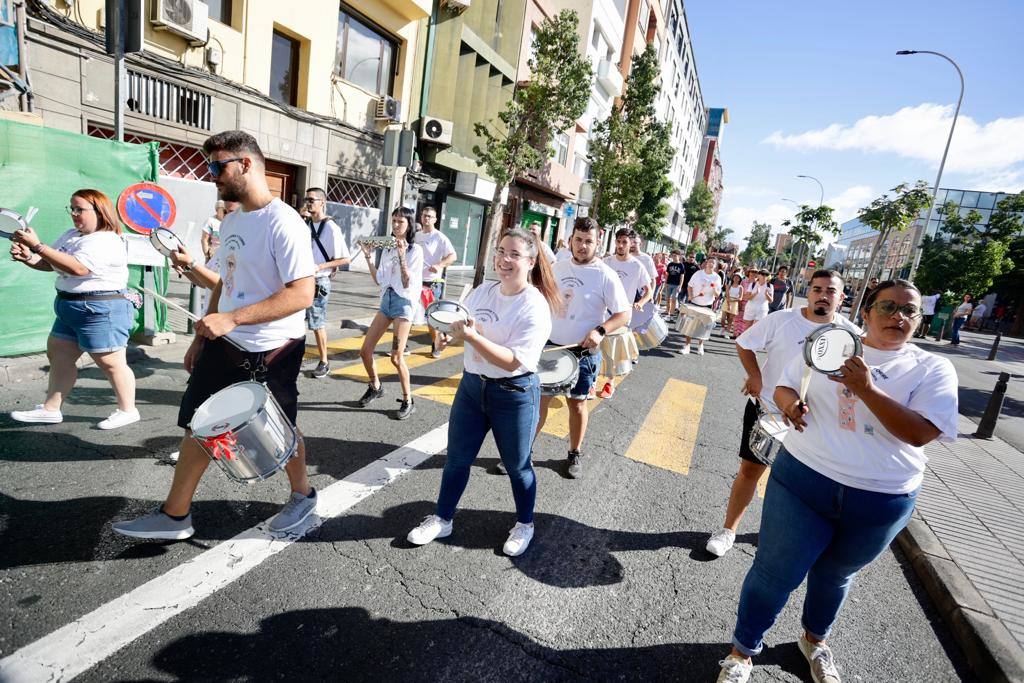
top-left (0, 321), bottom-right (973, 681)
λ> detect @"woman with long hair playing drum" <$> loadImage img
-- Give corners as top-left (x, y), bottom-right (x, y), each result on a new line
top-left (717, 279), bottom-right (959, 683)
top-left (407, 228), bottom-right (560, 556)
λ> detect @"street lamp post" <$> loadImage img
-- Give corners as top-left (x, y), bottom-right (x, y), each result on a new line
top-left (897, 50), bottom-right (965, 282)
top-left (795, 174), bottom-right (824, 291)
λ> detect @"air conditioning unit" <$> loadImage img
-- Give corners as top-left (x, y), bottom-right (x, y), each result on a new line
top-left (420, 116), bottom-right (453, 146)
top-left (151, 0), bottom-right (209, 45)
top-left (375, 95), bottom-right (401, 122)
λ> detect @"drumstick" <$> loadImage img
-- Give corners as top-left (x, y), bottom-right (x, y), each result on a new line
top-left (545, 343), bottom-right (582, 352)
top-left (136, 286), bottom-right (249, 353)
top-left (25, 207), bottom-right (39, 224)
top-left (457, 284), bottom-right (471, 304)
top-left (798, 364), bottom-right (812, 403)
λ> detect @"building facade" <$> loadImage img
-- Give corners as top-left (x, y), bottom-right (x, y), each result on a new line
top-left (694, 106), bottom-right (726, 243)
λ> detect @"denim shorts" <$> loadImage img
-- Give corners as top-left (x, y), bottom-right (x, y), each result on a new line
top-left (305, 278), bottom-right (330, 330)
top-left (666, 283), bottom-right (680, 299)
top-left (380, 288), bottom-right (413, 320)
top-left (51, 292), bottom-right (133, 353)
top-left (568, 350), bottom-right (601, 400)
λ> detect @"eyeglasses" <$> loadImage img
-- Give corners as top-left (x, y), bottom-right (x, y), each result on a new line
top-left (66, 206), bottom-right (96, 216)
top-left (303, 197), bottom-right (322, 205)
top-left (868, 299), bottom-right (922, 319)
top-left (206, 157), bottom-right (244, 177)
top-left (495, 248), bottom-right (530, 261)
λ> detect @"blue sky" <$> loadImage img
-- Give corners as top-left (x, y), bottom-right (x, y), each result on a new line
top-left (684, 0), bottom-right (1024, 247)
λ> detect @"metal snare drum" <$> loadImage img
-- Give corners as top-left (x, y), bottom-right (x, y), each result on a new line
top-left (190, 381), bottom-right (299, 484)
top-left (676, 304), bottom-right (716, 340)
top-left (747, 412), bottom-right (789, 467)
top-left (600, 326), bottom-right (638, 377)
top-left (425, 299), bottom-right (470, 334)
top-left (634, 313), bottom-right (669, 350)
top-left (537, 348), bottom-right (580, 396)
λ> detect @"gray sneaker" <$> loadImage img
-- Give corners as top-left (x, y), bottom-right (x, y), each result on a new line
top-left (311, 361), bottom-right (330, 379)
top-left (112, 508), bottom-right (194, 540)
top-left (268, 489), bottom-right (317, 532)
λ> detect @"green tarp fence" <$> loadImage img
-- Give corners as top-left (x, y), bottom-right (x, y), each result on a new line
top-left (0, 119), bottom-right (170, 356)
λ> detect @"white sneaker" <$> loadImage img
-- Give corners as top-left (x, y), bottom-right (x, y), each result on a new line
top-left (716, 655), bottom-right (752, 683)
top-left (11, 405), bottom-right (63, 424)
top-left (697, 341), bottom-right (705, 355)
top-left (168, 451), bottom-right (180, 463)
top-left (98, 408), bottom-right (140, 430)
top-left (798, 636), bottom-right (841, 683)
top-left (503, 522), bottom-right (534, 557)
top-left (407, 514), bottom-right (452, 546)
top-left (682, 343), bottom-right (691, 355)
top-left (706, 528), bottom-right (736, 557)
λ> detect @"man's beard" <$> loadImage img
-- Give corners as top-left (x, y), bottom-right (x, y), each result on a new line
top-left (218, 182), bottom-right (242, 203)
top-left (813, 305), bottom-right (828, 316)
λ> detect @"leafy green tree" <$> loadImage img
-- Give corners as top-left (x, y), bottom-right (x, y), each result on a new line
top-left (702, 225), bottom-right (733, 256)
top-left (472, 10), bottom-right (591, 285)
top-left (849, 181), bottom-right (932, 316)
top-left (683, 180), bottom-right (715, 247)
top-left (740, 221), bottom-right (772, 267)
top-left (589, 44), bottom-right (673, 241)
top-left (780, 203), bottom-right (839, 279)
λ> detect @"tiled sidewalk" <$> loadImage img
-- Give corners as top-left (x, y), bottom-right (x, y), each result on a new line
top-left (911, 415), bottom-right (1024, 677)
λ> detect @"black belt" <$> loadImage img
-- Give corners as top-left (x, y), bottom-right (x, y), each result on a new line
top-left (475, 371), bottom-right (534, 393)
top-left (56, 291), bottom-right (125, 301)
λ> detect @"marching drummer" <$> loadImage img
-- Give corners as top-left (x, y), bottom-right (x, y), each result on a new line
top-left (717, 278), bottom-right (958, 683)
top-left (417, 205), bottom-right (457, 358)
top-left (357, 207), bottom-right (424, 420)
top-left (628, 231), bottom-right (658, 297)
top-left (113, 131), bottom-right (318, 540)
top-left (705, 270), bottom-right (859, 558)
top-left (601, 228), bottom-right (650, 398)
top-left (406, 228), bottom-right (560, 556)
top-left (535, 217), bottom-right (630, 479)
top-left (682, 256), bottom-right (722, 356)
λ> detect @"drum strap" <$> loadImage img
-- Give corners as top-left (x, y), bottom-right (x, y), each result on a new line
top-left (220, 337), bottom-right (304, 379)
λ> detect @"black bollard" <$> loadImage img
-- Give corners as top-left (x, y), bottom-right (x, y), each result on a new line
top-left (987, 331), bottom-right (1002, 361)
top-left (975, 372), bottom-right (1010, 439)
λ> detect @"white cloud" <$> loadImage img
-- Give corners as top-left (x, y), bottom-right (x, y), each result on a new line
top-left (825, 185), bottom-right (874, 224)
top-left (762, 104), bottom-right (1024, 180)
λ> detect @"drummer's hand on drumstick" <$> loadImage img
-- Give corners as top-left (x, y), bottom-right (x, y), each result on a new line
top-left (782, 398), bottom-right (809, 431)
top-left (741, 375), bottom-right (763, 398)
top-left (169, 245), bottom-right (192, 274)
top-left (12, 226), bottom-right (40, 249)
top-left (581, 328), bottom-right (603, 349)
top-left (827, 356), bottom-right (872, 396)
top-left (10, 242), bottom-right (32, 262)
top-left (194, 311), bottom-right (238, 340)
top-left (448, 318), bottom-right (477, 342)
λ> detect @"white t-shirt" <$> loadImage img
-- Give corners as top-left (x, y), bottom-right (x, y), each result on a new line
top-left (555, 248), bottom-right (572, 262)
top-left (971, 303), bottom-right (987, 319)
top-left (728, 284), bottom-right (743, 299)
top-left (688, 269), bottom-right (722, 306)
top-left (418, 229), bottom-right (456, 281)
top-left (633, 252), bottom-right (657, 286)
top-left (463, 281), bottom-right (552, 377)
top-left (778, 343), bottom-right (959, 494)
top-left (743, 282), bottom-right (773, 321)
top-left (50, 229), bottom-right (129, 293)
top-left (204, 216), bottom-right (221, 241)
top-left (550, 258), bottom-right (630, 345)
top-left (603, 255), bottom-right (648, 300)
top-left (737, 308), bottom-right (862, 414)
top-left (377, 243), bottom-right (424, 301)
top-left (308, 218), bottom-right (349, 280)
top-left (921, 294), bottom-right (940, 316)
top-left (954, 302), bottom-right (973, 318)
top-left (215, 199), bottom-right (316, 352)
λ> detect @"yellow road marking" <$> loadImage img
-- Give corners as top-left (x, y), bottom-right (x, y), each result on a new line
top-left (624, 378), bottom-right (706, 475)
top-left (304, 327), bottom-right (432, 358)
top-left (330, 339), bottom-right (463, 382)
top-left (413, 373), bottom-right (462, 406)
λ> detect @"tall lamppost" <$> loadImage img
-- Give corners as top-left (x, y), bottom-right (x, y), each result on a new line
top-left (897, 50), bottom-right (964, 282)
top-left (795, 174), bottom-right (824, 291)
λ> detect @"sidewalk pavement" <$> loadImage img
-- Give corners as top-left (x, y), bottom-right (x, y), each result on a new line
top-left (900, 416), bottom-right (1024, 682)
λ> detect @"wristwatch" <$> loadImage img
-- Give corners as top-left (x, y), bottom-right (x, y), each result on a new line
top-left (595, 325), bottom-right (607, 337)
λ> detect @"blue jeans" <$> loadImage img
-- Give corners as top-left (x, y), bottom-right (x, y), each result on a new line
top-left (437, 372), bottom-right (540, 524)
top-left (732, 448), bottom-right (918, 656)
top-left (951, 316), bottom-right (966, 344)
top-left (305, 278), bottom-right (330, 330)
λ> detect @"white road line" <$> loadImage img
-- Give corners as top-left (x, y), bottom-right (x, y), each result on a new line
top-left (0, 424), bottom-right (450, 683)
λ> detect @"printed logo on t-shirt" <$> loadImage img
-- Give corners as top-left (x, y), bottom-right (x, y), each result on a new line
top-left (221, 234), bottom-right (247, 299)
top-left (837, 384), bottom-right (858, 432)
top-left (475, 308), bottom-right (499, 323)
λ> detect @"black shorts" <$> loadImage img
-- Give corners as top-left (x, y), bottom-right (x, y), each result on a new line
top-left (737, 398), bottom-right (764, 464)
top-left (177, 337), bottom-right (305, 430)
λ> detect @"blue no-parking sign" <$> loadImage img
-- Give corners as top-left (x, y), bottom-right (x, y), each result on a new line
top-left (117, 183), bottom-right (176, 235)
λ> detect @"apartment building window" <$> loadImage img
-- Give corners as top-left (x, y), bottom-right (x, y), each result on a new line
top-left (637, 0), bottom-right (649, 33)
top-left (554, 131), bottom-right (570, 166)
top-left (202, 0), bottom-right (232, 26)
top-left (270, 31), bottom-right (300, 106)
top-left (336, 7), bottom-right (397, 96)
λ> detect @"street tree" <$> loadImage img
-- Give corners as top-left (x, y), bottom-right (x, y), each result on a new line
top-left (780, 203), bottom-right (838, 279)
top-left (740, 221), bottom-right (772, 267)
top-left (589, 43), bottom-right (673, 241)
top-left (848, 181), bottom-right (932, 316)
top-left (683, 180), bottom-right (715, 247)
top-left (471, 10), bottom-right (591, 285)
top-left (702, 225), bottom-right (733, 257)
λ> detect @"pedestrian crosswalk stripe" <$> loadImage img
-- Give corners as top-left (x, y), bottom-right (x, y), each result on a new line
top-left (329, 338), bottom-right (463, 381)
top-left (304, 328), bottom-right (432, 359)
top-left (624, 378), bottom-right (706, 476)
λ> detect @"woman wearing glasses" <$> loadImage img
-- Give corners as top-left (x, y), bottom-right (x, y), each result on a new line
top-left (8, 189), bottom-right (139, 430)
top-left (717, 279), bottom-right (959, 683)
top-left (407, 228), bottom-right (559, 556)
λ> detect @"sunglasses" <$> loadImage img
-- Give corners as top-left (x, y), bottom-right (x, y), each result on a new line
top-left (206, 157), bottom-right (244, 177)
top-left (868, 299), bottom-right (922, 319)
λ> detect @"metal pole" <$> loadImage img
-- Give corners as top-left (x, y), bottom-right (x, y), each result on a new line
top-left (113, 0), bottom-right (126, 142)
top-left (987, 331), bottom-right (1002, 361)
top-left (797, 175), bottom-right (824, 293)
top-left (898, 50), bottom-right (964, 282)
top-left (974, 372), bottom-right (1010, 439)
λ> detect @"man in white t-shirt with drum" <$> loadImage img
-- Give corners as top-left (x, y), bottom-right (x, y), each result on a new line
top-left (417, 205), bottom-right (457, 358)
top-left (705, 269), bottom-right (861, 557)
top-left (302, 187), bottom-right (350, 379)
top-left (629, 232), bottom-right (658, 297)
top-left (113, 131), bottom-right (318, 541)
top-left (683, 257), bottom-right (723, 356)
top-left (600, 228), bottom-right (651, 397)
top-left (536, 217), bottom-right (631, 479)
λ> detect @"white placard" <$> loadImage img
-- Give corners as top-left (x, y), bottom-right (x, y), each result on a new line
top-left (124, 233), bottom-right (166, 267)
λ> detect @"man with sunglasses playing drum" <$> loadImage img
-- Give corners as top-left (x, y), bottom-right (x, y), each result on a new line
top-left (113, 131), bottom-right (318, 541)
top-left (705, 270), bottom-right (860, 558)
top-left (535, 217), bottom-right (630, 479)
